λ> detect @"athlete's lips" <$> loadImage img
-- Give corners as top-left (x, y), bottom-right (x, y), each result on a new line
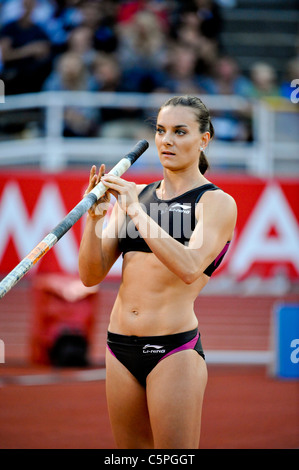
top-left (161, 150), bottom-right (176, 156)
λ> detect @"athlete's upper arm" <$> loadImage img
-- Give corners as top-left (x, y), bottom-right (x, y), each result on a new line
top-left (189, 190), bottom-right (237, 271)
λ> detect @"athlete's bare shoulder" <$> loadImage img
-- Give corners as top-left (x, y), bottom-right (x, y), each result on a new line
top-left (197, 184), bottom-right (236, 209)
top-left (196, 187), bottom-right (237, 231)
top-left (211, 188), bottom-right (237, 211)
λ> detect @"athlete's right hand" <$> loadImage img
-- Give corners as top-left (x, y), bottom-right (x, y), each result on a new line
top-left (84, 164), bottom-right (111, 219)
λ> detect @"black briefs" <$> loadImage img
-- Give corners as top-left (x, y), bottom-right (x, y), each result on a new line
top-left (107, 328), bottom-right (205, 388)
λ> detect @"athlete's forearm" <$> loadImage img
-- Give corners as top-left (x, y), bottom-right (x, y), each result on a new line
top-left (128, 203), bottom-right (204, 284)
top-left (78, 215), bottom-right (108, 286)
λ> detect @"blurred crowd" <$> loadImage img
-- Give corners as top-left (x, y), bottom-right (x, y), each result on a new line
top-left (0, 0), bottom-right (298, 141)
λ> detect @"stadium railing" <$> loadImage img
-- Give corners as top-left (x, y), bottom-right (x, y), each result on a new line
top-left (0, 91), bottom-right (298, 175)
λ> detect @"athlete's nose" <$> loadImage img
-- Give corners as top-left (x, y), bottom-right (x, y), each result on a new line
top-left (162, 131), bottom-right (173, 145)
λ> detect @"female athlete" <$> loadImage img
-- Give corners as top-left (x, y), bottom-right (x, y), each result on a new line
top-left (78, 95), bottom-right (237, 449)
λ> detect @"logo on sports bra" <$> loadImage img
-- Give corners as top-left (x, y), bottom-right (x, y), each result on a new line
top-left (143, 344), bottom-right (166, 354)
top-left (169, 203), bottom-right (191, 214)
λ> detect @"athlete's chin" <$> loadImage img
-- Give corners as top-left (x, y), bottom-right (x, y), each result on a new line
top-left (159, 157), bottom-right (179, 170)
top-left (161, 161), bottom-right (182, 172)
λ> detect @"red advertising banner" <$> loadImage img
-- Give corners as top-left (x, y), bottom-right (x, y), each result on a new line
top-left (0, 170), bottom-right (298, 280)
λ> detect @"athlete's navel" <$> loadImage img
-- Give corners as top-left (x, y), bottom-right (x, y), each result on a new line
top-left (131, 309), bottom-right (139, 316)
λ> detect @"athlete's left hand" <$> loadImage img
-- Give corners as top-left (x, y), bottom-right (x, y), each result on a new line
top-left (101, 174), bottom-right (139, 215)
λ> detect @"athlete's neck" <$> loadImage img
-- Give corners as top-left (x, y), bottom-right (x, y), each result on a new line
top-left (161, 168), bottom-right (209, 200)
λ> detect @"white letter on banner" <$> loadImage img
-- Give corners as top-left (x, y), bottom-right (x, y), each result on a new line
top-left (0, 182), bottom-right (78, 272)
top-left (230, 184), bottom-right (299, 277)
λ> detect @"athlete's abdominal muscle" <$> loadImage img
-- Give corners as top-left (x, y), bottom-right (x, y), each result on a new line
top-left (121, 251), bottom-right (208, 306)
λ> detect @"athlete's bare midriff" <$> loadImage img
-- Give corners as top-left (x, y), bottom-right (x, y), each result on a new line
top-left (107, 251), bottom-right (209, 336)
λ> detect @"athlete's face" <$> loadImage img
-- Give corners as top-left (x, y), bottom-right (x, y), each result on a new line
top-left (155, 105), bottom-right (210, 171)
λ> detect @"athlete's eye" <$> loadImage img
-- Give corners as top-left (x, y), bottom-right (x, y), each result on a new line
top-left (156, 127), bottom-right (164, 134)
top-left (176, 129), bottom-right (186, 135)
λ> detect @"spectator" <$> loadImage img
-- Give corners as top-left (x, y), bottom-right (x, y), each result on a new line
top-left (43, 51), bottom-right (99, 137)
top-left (201, 56), bottom-right (253, 142)
top-left (170, 0), bottom-right (222, 42)
top-left (161, 42), bottom-right (208, 94)
top-left (195, 35), bottom-right (219, 77)
top-left (66, 25), bottom-right (98, 70)
top-left (202, 55), bottom-right (252, 96)
top-left (79, 0), bottom-right (118, 53)
top-left (36, 1), bottom-right (82, 56)
top-left (0, 0), bottom-right (52, 94)
top-left (43, 50), bottom-right (97, 91)
top-left (171, 11), bottom-right (219, 78)
top-left (249, 61), bottom-right (280, 98)
top-left (116, 0), bottom-right (171, 31)
top-left (91, 52), bottom-right (152, 140)
top-left (193, 0), bottom-right (222, 40)
top-left (115, 10), bottom-right (168, 92)
top-left (92, 52), bottom-right (123, 92)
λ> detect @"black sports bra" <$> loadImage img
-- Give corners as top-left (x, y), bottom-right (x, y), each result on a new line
top-left (118, 181), bottom-right (230, 276)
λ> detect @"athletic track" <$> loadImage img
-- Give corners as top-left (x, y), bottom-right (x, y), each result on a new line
top-left (0, 280), bottom-right (298, 449)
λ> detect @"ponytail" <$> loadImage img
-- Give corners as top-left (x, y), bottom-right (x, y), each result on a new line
top-left (199, 150), bottom-right (210, 175)
top-left (199, 118), bottom-right (214, 174)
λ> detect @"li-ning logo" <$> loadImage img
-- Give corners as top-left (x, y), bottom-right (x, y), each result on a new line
top-left (169, 203), bottom-right (191, 214)
top-left (143, 344), bottom-right (166, 354)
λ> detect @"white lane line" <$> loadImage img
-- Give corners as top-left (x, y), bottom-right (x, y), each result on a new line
top-left (0, 368), bottom-right (106, 387)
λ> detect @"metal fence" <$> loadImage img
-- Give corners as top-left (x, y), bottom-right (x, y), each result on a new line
top-left (0, 91), bottom-right (298, 175)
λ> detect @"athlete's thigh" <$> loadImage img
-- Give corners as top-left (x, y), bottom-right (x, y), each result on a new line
top-left (105, 350), bottom-right (154, 449)
top-left (146, 350), bottom-right (208, 449)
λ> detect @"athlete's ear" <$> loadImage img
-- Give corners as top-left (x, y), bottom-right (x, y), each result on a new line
top-left (200, 131), bottom-right (211, 151)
